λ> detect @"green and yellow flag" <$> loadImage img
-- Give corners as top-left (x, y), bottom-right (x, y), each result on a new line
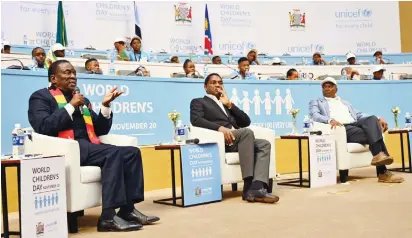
top-left (56, 1), bottom-right (68, 46)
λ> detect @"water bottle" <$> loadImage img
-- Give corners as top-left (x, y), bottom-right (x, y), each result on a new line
top-left (228, 54), bottom-right (233, 64)
top-left (332, 57), bottom-right (337, 65)
top-left (175, 120), bottom-right (187, 144)
top-left (203, 64), bottom-right (209, 78)
top-left (342, 68), bottom-right (347, 80)
top-left (303, 115), bottom-right (310, 134)
top-left (367, 69), bottom-right (372, 80)
top-left (301, 57), bottom-right (306, 65)
top-left (23, 35), bottom-right (28, 45)
top-left (32, 57), bottom-right (38, 71)
top-left (298, 69), bottom-right (303, 80)
top-left (12, 124), bottom-right (25, 159)
top-left (405, 112), bottom-right (411, 129)
top-left (148, 49), bottom-right (154, 62)
top-left (108, 48), bottom-right (116, 75)
top-left (197, 55), bottom-right (201, 64)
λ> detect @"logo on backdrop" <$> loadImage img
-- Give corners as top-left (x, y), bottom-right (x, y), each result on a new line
top-left (219, 4), bottom-right (252, 28)
top-left (286, 44), bottom-right (324, 54)
top-left (289, 9), bottom-right (306, 31)
top-left (335, 9), bottom-right (373, 30)
top-left (194, 187), bottom-right (202, 197)
top-left (174, 3), bottom-right (192, 25)
top-left (95, 2), bottom-right (133, 21)
top-left (355, 41), bottom-right (387, 54)
top-left (36, 222), bottom-right (44, 236)
top-left (217, 41), bottom-right (256, 54)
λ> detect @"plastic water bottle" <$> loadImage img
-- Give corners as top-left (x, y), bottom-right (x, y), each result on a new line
top-left (148, 49), bottom-right (154, 62)
top-left (175, 120), bottom-right (187, 144)
top-left (405, 112), bottom-right (411, 129)
top-left (23, 35), bottom-right (28, 45)
top-left (342, 68), bottom-right (347, 80)
top-left (31, 57), bottom-right (38, 71)
top-left (197, 55), bottom-right (201, 64)
top-left (303, 115), bottom-right (310, 134)
top-left (108, 48), bottom-right (116, 75)
top-left (367, 69), bottom-right (372, 80)
top-left (332, 57), bottom-right (337, 65)
top-left (301, 57), bottom-right (306, 65)
top-left (298, 69), bottom-right (303, 80)
top-left (228, 54), bottom-right (233, 64)
top-left (203, 64), bottom-right (209, 78)
top-left (12, 124), bottom-right (25, 159)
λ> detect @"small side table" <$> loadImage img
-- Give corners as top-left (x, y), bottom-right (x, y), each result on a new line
top-left (278, 135), bottom-right (311, 188)
top-left (388, 129), bottom-right (412, 173)
top-left (1, 159), bottom-right (22, 238)
top-left (153, 145), bottom-right (184, 207)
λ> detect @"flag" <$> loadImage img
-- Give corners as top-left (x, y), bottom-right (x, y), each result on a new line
top-left (134, 2), bottom-right (142, 39)
top-left (204, 4), bottom-right (213, 55)
top-left (56, 1), bottom-right (68, 46)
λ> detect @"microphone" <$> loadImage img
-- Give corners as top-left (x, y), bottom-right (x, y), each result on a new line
top-left (201, 54), bottom-right (238, 77)
top-left (310, 131), bottom-right (322, 135)
top-left (185, 138), bottom-right (200, 144)
top-left (2, 59), bottom-right (27, 70)
top-left (74, 86), bottom-right (84, 114)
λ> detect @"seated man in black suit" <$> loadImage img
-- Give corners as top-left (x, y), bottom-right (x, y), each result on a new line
top-left (28, 60), bottom-right (159, 232)
top-left (190, 73), bottom-right (279, 203)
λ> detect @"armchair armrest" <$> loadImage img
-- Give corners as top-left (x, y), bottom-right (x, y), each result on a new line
top-left (99, 134), bottom-right (138, 147)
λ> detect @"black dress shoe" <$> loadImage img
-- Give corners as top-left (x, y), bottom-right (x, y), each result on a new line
top-left (245, 188), bottom-right (279, 203)
top-left (118, 209), bottom-right (160, 225)
top-left (97, 215), bottom-right (143, 232)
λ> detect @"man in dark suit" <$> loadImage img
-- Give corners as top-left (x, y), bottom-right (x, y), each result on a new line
top-left (28, 60), bottom-right (159, 232)
top-left (190, 73), bottom-right (279, 204)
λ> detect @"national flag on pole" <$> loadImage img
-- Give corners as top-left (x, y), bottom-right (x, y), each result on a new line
top-left (56, 1), bottom-right (68, 46)
top-left (134, 2), bottom-right (142, 39)
top-left (204, 4), bottom-right (213, 55)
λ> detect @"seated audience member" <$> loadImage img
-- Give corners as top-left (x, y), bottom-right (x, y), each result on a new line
top-left (346, 53), bottom-right (359, 65)
top-left (212, 56), bottom-right (222, 64)
top-left (129, 65), bottom-right (150, 77)
top-left (28, 60), bottom-right (160, 232)
top-left (227, 57), bottom-right (258, 80)
top-left (85, 58), bottom-right (103, 74)
top-left (174, 59), bottom-right (203, 78)
top-left (45, 43), bottom-right (66, 69)
top-left (271, 57), bottom-right (282, 66)
top-left (312, 52), bottom-right (327, 65)
top-left (114, 38), bottom-right (130, 61)
top-left (341, 67), bottom-right (360, 80)
top-left (128, 36), bottom-right (149, 62)
top-left (374, 51), bottom-right (388, 64)
top-left (247, 49), bottom-right (260, 65)
top-left (31, 47), bottom-right (46, 69)
top-left (169, 56), bottom-right (179, 63)
top-left (1, 41), bottom-right (11, 54)
top-left (309, 77), bottom-right (404, 183)
top-left (286, 68), bottom-right (299, 80)
top-left (372, 65), bottom-right (385, 80)
top-left (190, 73), bottom-right (279, 203)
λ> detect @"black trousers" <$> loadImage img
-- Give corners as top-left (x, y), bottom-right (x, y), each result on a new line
top-left (345, 116), bottom-right (387, 174)
top-left (78, 139), bottom-right (144, 209)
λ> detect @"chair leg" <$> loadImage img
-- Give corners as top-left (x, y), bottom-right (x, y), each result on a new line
top-left (339, 170), bottom-right (349, 183)
top-left (67, 212), bottom-right (79, 233)
top-left (78, 210), bottom-right (84, 217)
top-left (267, 178), bottom-right (273, 193)
top-left (231, 183), bottom-right (238, 191)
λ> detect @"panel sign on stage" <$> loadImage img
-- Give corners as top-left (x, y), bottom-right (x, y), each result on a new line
top-left (180, 143), bottom-right (222, 206)
top-left (309, 135), bottom-right (337, 188)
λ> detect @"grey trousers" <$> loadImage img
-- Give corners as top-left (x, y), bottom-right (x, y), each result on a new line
top-left (225, 128), bottom-right (271, 184)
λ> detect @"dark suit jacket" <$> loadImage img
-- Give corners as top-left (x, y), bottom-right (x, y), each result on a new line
top-left (28, 87), bottom-right (113, 140)
top-left (190, 96), bottom-right (251, 131)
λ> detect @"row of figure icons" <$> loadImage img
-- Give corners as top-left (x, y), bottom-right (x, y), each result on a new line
top-left (191, 167), bottom-right (213, 178)
top-left (317, 153), bottom-right (333, 163)
top-left (34, 193), bottom-right (59, 209)
top-left (229, 88), bottom-right (295, 116)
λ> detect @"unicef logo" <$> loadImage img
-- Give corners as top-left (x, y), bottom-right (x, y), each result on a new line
top-left (315, 44), bottom-right (324, 52)
top-left (247, 41), bottom-right (256, 49)
top-left (362, 9), bottom-right (372, 17)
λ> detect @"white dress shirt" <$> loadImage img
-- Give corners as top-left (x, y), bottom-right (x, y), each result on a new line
top-left (205, 94), bottom-right (228, 117)
top-left (325, 96), bottom-right (355, 124)
top-left (64, 104), bottom-right (111, 120)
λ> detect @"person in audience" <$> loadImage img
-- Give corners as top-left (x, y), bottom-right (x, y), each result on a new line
top-left (212, 56), bottom-right (222, 64)
top-left (128, 36), bottom-right (149, 62)
top-left (227, 57), bottom-right (258, 80)
top-left (114, 38), bottom-right (130, 61)
top-left (373, 51), bottom-right (388, 64)
top-left (372, 65), bottom-right (385, 80)
top-left (31, 47), bottom-right (46, 69)
top-left (85, 58), bottom-right (102, 74)
top-left (1, 41), bottom-right (11, 54)
top-left (271, 57), bottom-right (282, 66)
top-left (45, 43), bottom-right (66, 69)
top-left (312, 52), bottom-right (327, 65)
top-left (286, 68), bottom-right (299, 80)
top-left (129, 65), bottom-right (150, 77)
top-left (341, 67), bottom-right (360, 80)
top-left (170, 55), bottom-right (179, 63)
top-left (28, 60), bottom-right (160, 232)
top-left (309, 77), bottom-right (404, 183)
top-left (173, 59), bottom-right (202, 78)
top-left (346, 53), bottom-right (359, 65)
top-left (247, 49), bottom-right (260, 65)
top-left (190, 73), bottom-right (279, 203)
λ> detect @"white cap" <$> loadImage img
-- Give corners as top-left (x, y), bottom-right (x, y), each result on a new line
top-left (114, 37), bottom-right (126, 43)
top-left (321, 77), bottom-right (337, 86)
top-left (52, 43), bottom-right (66, 51)
top-left (3, 41), bottom-right (10, 46)
top-left (272, 57), bottom-right (281, 64)
top-left (346, 52), bottom-right (356, 60)
top-left (373, 65), bottom-right (386, 73)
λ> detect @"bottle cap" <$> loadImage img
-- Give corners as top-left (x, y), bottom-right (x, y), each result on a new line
top-left (15, 123), bottom-right (21, 128)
